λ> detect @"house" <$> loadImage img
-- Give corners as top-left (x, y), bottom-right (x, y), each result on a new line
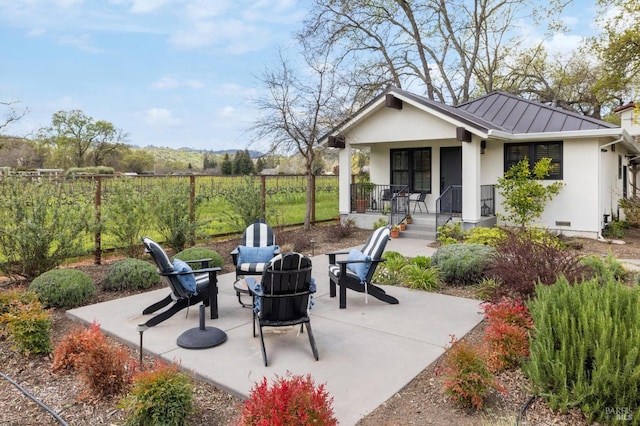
top-left (322, 86), bottom-right (640, 239)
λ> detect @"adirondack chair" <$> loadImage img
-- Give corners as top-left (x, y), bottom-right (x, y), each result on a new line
top-left (326, 226), bottom-right (398, 309)
top-left (141, 237), bottom-right (220, 327)
top-left (247, 252), bottom-right (318, 366)
top-left (230, 220), bottom-right (279, 307)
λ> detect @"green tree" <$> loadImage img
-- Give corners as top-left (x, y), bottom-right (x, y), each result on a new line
top-left (39, 110), bottom-right (126, 168)
top-left (232, 149), bottom-right (255, 175)
top-left (593, 0), bottom-right (640, 98)
top-left (495, 158), bottom-right (564, 228)
top-left (221, 153), bottom-right (232, 175)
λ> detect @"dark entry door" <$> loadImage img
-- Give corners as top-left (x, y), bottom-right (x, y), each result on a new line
top-left (440, 147), bottom-right (462, 213)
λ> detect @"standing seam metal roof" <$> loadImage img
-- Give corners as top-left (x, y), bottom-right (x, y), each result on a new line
top-left (454, 91), bottom-right (616, 133)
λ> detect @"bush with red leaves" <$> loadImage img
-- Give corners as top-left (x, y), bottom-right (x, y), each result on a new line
top-left (485, 230), bottom-right (589, 300)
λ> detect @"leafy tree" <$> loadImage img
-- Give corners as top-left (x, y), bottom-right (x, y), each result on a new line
top-left (203, 152), bottom-right (217, 170)
top-left (233, 149), bottom-right (255, 175)
top-left (88, 121), bottom-right (128, 166)
top-left (39, 110), bottom-right (127, 168)
top-left (494, 158), bottom-right (564, 228)
top-left (120, 150), bottom-right (154, 174)
top-left (592, 0), bottom-right (640, 99)
top-left (220, 153), bottom-right (232, 175)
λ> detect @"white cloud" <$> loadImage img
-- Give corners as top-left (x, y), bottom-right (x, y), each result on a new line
top-left (543, 33), bottom-right (584, 56)
top-left (53, 0), bottom-right (83, 7)
top-left (141, 107), bottom-right (181, 126)
top-left (151, 76), bottom-right (205, 90)
top-left (129, 0), bottom-right (171, 14)
top-left (57, 32), bottom-right (101, 53)
top-left (218, 106), bottom-right (235, 117)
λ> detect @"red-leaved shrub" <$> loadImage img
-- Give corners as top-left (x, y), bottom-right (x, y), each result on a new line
top-left (52, 320), bottom-right (103, 373)
top-left (239, 373), bottom-right (337, 426)
top-left (440, 335), bottom-right (505, 409)
top-left (485, 230), bottom-right (588, 299)
top-left (482, 299), bottom-right (533, 371)
top-left (52, 320), bottom-right (138, 398)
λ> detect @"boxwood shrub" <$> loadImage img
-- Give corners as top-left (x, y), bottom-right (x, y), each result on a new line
top-left (173, 247), bottom-right (224, 268)
top-left (103, 258), bottom-right (160, 291)
top-left (29, 269), bottom-right (96, 309)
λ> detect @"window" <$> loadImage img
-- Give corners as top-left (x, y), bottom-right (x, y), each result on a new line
top-left (391, 148), bottom-right (431, 192)
top-left (504, 142), bottom-right (563, 179)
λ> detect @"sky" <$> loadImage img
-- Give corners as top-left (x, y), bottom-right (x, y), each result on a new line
top-left (0, 0), bottom-right (599, 152)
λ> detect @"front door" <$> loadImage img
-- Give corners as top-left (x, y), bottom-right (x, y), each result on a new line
top-left (440, 147), bottom-right (462, 213)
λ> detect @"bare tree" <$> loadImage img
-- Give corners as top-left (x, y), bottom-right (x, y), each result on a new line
top-left (299, 0), bottom-right (570, 105)
top-left (0, 101), bottom-right (28, 152)
top-left (251, 46), bottom-right (346, 230)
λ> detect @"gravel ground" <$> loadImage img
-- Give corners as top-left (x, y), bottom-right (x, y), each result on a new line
top-left (1, 224), bottom-right (639, 425)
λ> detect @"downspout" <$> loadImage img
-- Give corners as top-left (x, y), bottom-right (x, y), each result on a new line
top-left (597, 137), bottom-right (624, 241)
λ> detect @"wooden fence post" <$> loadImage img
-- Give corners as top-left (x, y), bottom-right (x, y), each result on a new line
top-left (94, 176), bottom-right (102, 265)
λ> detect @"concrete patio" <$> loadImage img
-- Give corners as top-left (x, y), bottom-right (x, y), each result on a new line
top-left (67, 238), bottom-right (483, 425)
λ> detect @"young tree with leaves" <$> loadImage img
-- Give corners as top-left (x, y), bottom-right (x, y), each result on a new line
top-left (495, 158), bottom-right (564, 229)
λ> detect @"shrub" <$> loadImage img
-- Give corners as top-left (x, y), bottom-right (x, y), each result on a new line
top-left (401, 264), bottom-right (440, 290)
top-left (619, 196), bottom-right (640, 226)
top-left (524, 278), bottom-right (640, 424)
top-left (239, 373), bottom-right (337, 426)
top-left (56, 322), bottom-right (137, 398)
top-left (440, 335), bottom-right (504, 409)
top-left (52, 321), bottom-right (103, 373)
top-left (464, 227), bottom-right (506, 246)
top-left (120, 361), bottom-right (194, 426)
top-left (409, 255), bottom-right (431, 268)
top-left (580, 253), bottom-right (627, 283)
top-left (372, 217), bottom-right (388, 229)
top-left (102, 178), bottom-right (151, 257)
top-left (373, 251), bottom-right (408, 285)
top-left (481, 299), bottom-right (533, 371)
top-left (431, 243), bottom-right (494, 286)
top-left (475, 278), bottom-right (501, 301)
top-left (102, 258), bottom-right (160, 291)
top-left (173, 247), bottom-right (224, 268)
top-left (437, 222), bottom-right (464, 245)
top-left (326, 219), bottom-right (356, 240)
top-left (485, 230), bottom-right (588, 300)
top-left (149, 178), bottom-right (204, 252)
top-left (0, 178), bottom-right (92, 279)
top-left (0, 289), bottom-right (39, 315)
top-left (29, 269), bottom-right (96, 309)
top-left (0, 298), bottom-right (52, 355)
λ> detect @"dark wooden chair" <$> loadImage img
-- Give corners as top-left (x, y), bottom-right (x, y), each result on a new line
top-left (230, 220), bottom-right (279, 307)
top-left (141, 237), bottom-right (220, 327)
top-left (247, 252), bottom-right (318, 366)
top-left (326, 226), bottom-right (398, 309)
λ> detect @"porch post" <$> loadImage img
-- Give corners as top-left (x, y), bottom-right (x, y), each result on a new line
top-left (461, 136), bottom-right (482, 225)
top-left (339, 141), bottom-right (352, 217)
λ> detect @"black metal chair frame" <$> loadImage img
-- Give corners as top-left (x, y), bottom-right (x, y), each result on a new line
top-left (141, 237), bottom-right (221, 327)
top-left (249, 253), bottom-right (318, 366)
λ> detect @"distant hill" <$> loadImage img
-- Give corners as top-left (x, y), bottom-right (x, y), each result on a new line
top-left (141, 145), bottom-right (264, 158)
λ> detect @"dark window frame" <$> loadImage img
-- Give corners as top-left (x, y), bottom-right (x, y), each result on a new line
top-left (503, 141), bottom-right (563, 180)
top-left (390, 147), bottom-right (432, 193)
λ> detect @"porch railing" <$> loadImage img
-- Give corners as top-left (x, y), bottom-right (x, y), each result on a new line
top-left (350, 183), bottom-right (410, 225)
top-left (435, 184), bottom-right (495, 233)
top-left (435, 185), bottom-right (462, 230)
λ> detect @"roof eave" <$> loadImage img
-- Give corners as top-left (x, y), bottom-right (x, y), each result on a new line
top-left (489, 128), bottom-right (640, 154)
